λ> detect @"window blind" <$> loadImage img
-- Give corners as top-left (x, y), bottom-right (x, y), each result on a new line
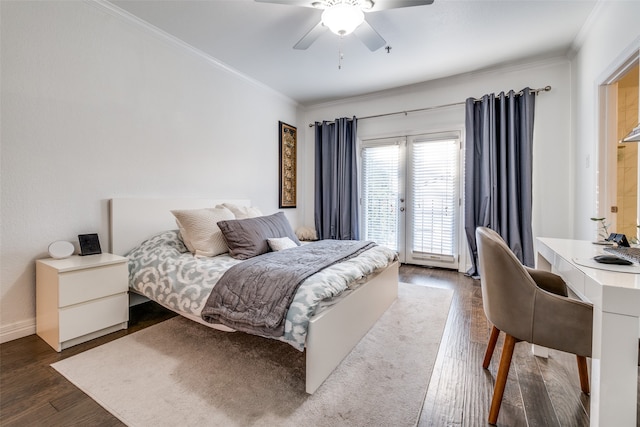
top-left (410, 138), bottom-right (458, 257)
top-left (361, 144), bottom-right (400, 251)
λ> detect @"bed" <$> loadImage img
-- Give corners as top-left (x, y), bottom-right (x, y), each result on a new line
top-left (109, 198), bottom-right (399, 394)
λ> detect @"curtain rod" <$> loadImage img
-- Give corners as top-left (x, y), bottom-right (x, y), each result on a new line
top-left (307, 85), bottom-right (551, 127)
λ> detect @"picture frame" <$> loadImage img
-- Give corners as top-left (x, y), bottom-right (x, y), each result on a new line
top-left (279, 121), bottom-right (297, 208)
top-left (78, 233), bottom-right (102, 256)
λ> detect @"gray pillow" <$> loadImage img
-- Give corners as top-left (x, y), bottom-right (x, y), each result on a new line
top-left (217, 212), bottom-right (301, 260)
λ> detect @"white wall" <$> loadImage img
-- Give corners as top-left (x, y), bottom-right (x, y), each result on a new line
top-left (571, 1), bottom-right (640, 240)
top-left (0, 1), bottom-right (299, 342)
top-left (300, 58), bottom-right (574, 253)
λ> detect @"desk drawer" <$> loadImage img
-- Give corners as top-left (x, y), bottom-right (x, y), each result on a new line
top-left (554, 255), bottom-right (586, 297)
top-left (59, 293), bottom-right (128, 341)
top-left (59, 263), bottom-right (128, 307)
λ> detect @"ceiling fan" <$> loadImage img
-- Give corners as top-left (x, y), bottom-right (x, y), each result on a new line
top-left (255, 0), bottom-right (434, 51)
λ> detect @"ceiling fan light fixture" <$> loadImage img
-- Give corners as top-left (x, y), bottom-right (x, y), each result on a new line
top-left (321, 3), bottom-right (365, 36)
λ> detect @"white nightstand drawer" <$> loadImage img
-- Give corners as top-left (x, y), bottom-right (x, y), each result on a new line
top-left (59, 293), bottom-right (128, 342)
top-left (59, 263), bottom-right (128, 307)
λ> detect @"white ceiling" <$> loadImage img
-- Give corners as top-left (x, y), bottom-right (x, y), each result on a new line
top-left (108, 0), bottom-right (598, 106)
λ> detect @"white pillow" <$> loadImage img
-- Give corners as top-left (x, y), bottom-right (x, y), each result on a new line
top-left (295, 226), bottom-right (318, 241)
top-left (218, 203), bottom-right (263, 219)
top-left (171, 207), bottom-right (234, 257)
top-left (267, 237), bottom-right (298, 251)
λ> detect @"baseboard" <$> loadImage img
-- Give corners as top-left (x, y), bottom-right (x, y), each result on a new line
top-left (0, 318), bottom-right (36, 344)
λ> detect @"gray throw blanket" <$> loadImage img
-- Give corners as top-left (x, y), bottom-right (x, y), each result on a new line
top-left (201, 239), bottom-right (376, 337)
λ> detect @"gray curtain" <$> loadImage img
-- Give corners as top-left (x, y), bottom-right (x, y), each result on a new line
top-left (464, 88), bottom-right (536, 276)
top-left (314, 117), bottom-right (359, 240)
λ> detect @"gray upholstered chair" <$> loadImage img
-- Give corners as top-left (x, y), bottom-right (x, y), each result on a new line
top-left (475, 227), bottom-right (593, 425)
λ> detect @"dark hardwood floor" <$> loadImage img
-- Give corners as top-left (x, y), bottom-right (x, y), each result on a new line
top-left (1, 265), bottom-right (638, 426)
top-left (404, 265), bottom-right (601, 427)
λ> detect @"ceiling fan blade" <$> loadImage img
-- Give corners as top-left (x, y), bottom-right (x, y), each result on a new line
top-left (254, 0), bottom-right (321, 9)
top-left (294, 22), bottom-right (327, 50)
top-left (353, 20), bottom-right (386, 51)
top-left (366, 0), bottom-right (434, 12)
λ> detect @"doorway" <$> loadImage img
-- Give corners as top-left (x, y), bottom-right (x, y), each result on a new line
top-left (598, 57), bottom-right (640, 239)
top-left (360, 131), bottom-right (461, 269)
top-left (615, 64), bottom-right (639, 240)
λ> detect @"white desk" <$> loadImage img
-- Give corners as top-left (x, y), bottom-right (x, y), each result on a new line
top-left (536, 238), bottom-right (640, 427)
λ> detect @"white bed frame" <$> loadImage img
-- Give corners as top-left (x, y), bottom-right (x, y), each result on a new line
top-left (109, 198), bottom-right (399, 394)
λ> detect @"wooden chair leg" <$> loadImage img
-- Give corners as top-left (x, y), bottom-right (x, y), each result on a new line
top-left (489, 334), bottom-right (517, 425)
top-left (483, 325), bottom-right (500, 369)
top-left (576, 355), bottom-right (590, 395)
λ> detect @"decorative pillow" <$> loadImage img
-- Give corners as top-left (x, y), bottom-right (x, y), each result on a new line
top-left (268, 237), bottom-right (298, 251)
top-left (217, 203), bottom-right (263, 219)
top-left (217, 212), bottom-right (300, 260)
top-left (171, 207), bottom-right (234, 257)
top-left (176, 223), bottom-right (195, 253)
top-left (295, 226), bottom-right (318, 241)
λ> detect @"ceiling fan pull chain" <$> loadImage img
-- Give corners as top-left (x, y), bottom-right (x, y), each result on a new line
top-left (338, 36), bottom-right (344, 69)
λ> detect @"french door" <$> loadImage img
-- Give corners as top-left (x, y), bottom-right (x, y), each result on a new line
top-left (361, 132), bottom-right (461, 269)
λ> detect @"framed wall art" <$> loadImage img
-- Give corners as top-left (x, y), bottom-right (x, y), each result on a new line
top-left (279, 121), bottom-right (297, 208)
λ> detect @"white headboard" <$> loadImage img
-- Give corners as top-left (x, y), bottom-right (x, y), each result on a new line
top-left (109, 198), bottom-right (251, 256)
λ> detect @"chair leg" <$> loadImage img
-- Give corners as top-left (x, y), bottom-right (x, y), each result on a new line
top-left (489, 334), bottom-right (517, 425)
top-left (576, 355), bottom-right (590, 395)
top-left (483, 325), bottom-right (501, 369)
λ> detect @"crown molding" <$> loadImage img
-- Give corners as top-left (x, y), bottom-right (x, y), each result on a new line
top-left (305, 55), bottom-right (568, 111)
top-left (87, 0), bottom-right (298, 107)
top-left (569, 0), bottom-right (605, 58)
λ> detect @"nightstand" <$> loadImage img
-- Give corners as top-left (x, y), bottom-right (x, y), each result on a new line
top-left (36, 253), bottom-right (129, 352)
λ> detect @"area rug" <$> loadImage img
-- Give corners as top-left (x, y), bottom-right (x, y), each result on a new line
top-left (52, 283), bottom-right (453, 427)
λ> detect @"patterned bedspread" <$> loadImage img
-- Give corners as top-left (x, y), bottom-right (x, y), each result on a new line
top-left (126, 230), bottom-right (398, 350)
